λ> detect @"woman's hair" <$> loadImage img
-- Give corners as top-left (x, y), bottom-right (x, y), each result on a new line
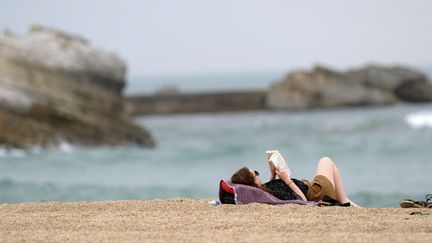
top-left (231, 167), bottom-right (258, 187)
top-left (231, 167), bottom-right (270, 192)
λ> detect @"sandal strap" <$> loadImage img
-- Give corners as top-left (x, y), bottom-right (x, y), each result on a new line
top-left (426, 194), bottom-right (432, 204)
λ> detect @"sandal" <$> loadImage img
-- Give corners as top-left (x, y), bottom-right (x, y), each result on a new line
top-left (427, 194), bottom-right (432, 208)
top-left (320, 195), bottom-right (351, 207)
top-left (400, 194), bottom-right (432, 208)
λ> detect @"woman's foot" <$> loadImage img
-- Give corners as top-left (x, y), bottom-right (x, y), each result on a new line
top-left (349, 201), bottom-right (361, 208)
top-left (343, 197), bottom-right (361, 208)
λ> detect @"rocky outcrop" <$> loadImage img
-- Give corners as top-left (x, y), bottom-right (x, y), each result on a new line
top-left (0, 25), bottom-right (155, 149)
top-left (266, 65), bottom-right (432, 110)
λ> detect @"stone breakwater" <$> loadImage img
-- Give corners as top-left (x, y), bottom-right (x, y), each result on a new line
top-left (0, 26), bottom-right (154, 149)
top-left (127, 65), bottom-right (432, 115)
top-left (126, 90), bottom-right (267, 115)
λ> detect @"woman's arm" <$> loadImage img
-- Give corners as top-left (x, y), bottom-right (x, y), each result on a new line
top-left (275, 166), bottom-right (307, 201)
top-left (268, 161), bottom-right (276, 180)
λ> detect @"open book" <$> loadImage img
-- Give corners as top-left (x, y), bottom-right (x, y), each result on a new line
top-left (266, 150), bottom-right (292, 177)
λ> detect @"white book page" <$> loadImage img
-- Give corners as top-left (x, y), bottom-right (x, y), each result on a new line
top-left (269, 151), bottom-right (292, 177)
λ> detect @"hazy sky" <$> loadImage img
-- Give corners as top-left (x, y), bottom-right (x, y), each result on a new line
top-left (1, 0), bottom-right (432, 76)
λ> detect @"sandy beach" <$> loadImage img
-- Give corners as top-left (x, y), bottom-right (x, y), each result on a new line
top-left (0, 198), bottom-right (431, 242)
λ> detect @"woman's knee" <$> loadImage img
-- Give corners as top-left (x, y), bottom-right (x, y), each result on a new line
top-left (319, 156), bottom-right (334, 165)
top-left (316, 156), bottom-right (334, 174)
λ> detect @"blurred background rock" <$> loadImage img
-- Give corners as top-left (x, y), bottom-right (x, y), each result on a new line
top-left (0, 26), bottom-right (154, 149)
top-left (267, 65), bottom-right (432, 110)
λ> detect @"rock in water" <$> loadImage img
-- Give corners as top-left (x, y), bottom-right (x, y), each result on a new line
top-left (0, 25), bottom-right (155, 149)
top-left (266, 65), bottom-right (432, 110)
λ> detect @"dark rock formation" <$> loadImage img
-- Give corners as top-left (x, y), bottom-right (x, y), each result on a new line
top-left (266, 65), bottom-right (432, 110)
top-left (0, 25), bottom-right (155, 149)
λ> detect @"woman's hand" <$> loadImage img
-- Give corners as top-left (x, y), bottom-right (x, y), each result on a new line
top-left (274, 165), bottom-right (290, 181)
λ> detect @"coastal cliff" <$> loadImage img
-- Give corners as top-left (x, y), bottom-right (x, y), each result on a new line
top-left (267, 65), bottom-right (432, 110)
top-left (0, 26), bottom-right (154, 149)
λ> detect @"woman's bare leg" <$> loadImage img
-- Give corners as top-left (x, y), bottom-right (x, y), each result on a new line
top-left (315, 157), bottom-right (360, 207)
top-left (331, 160), bottom-right (360, 207)
top-left (315, 157), bottom-right (335, 187)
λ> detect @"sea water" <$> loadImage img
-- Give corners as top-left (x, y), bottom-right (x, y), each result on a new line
top-left (124, 67), bottom-right (432, 95)
top-left (124, 71), bottom-right (285, 95)
top-left (1, 103), bottom-right (431, 208)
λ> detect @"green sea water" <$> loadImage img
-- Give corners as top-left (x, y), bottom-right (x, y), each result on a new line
top-left (1, 103), bottom-right (431, 207)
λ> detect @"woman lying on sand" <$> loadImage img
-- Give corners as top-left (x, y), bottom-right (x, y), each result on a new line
top-left (231, 156), bottom-right (360, 207)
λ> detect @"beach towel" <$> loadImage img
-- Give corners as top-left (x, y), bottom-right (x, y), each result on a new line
top-left (219, 180), bottom-right (319, 206)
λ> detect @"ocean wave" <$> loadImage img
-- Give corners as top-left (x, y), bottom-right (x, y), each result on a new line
top-left (350, 191), bottom-right (426, 208)
top-left (1, 178), bottom-right (419, 208)
top-left (0, 178), bottom-right (210, 204)
top-left (405, 111), bottom-right (432, 129)
top-left (58, 140), bottom-right (74, 153)
top-left (0, 141), bottom-right (74, 158)
top-left (0, 148), bottom-right (26, 158)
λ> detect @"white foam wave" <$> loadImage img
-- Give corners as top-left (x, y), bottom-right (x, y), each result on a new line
top-left (405, 111), bottom-right (432, 129)
top-left (0, 148), bottom-right (26, 158)
top-left (10, 149), bottom-right (26, 157)
top-left (0, 148), bottom-right (6, 157)
top-left (58, 140), bottom-right (74, 153)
